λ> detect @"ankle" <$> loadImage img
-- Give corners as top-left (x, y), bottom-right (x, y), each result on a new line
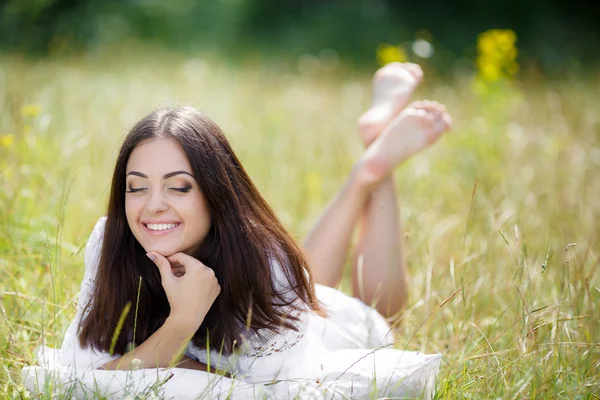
top-left (350, 155), bottom-right (389, 193)
top-left (357, 117), bottom-right (382, 148)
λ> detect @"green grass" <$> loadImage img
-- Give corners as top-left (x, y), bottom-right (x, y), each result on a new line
top-left (0, 49), bottom-right (599, 398)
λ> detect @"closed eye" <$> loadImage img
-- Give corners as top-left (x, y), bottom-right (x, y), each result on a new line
top-left (126, 188), bottom-right (147, 193)
top-left (171, 186), bottom-right (192, 193)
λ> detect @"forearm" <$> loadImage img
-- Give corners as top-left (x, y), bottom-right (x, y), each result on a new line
top-left (176, 356), bottom-right (210, 371)
top-left (100, 317), bottom-right (196, 370)
top-left (177, 356), bottom-right (232, 378)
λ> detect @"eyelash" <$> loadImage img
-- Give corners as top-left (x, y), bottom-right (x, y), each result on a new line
top-left (174, 186), bottom-right (192, 193)
top-left (126, 186), bottom-right (192, 193)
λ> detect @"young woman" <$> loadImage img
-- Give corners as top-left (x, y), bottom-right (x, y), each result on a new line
top-left (25, 63), bottom-right (451, 398)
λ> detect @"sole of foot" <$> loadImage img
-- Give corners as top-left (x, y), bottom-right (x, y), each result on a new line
top-left (356, 100), bottom-right (452, 187)
top-left (357, 62), bottom-right (424, 147)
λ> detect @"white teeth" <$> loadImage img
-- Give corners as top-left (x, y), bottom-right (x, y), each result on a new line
top-left (146, 223), bottom-right (178, 231)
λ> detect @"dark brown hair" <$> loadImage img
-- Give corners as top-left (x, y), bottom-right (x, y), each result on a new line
top-left (78, 106), bottom-right (323, 355)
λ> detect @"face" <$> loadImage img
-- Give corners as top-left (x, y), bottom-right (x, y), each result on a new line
top-left (125, 137), bottom-right (212, 257)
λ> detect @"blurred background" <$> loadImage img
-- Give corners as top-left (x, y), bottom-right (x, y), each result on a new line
top-left (1, 1), bottom-right (599, 398)
top-left (2, 0), bottom-right (600, 75)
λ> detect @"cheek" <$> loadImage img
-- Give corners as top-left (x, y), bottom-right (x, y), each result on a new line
top-left (178, 195), bottom-right (209, 219)
top-left (180, 199), bottom-right (211, 234)
top-left (195, 201), bottom-right (212, 229)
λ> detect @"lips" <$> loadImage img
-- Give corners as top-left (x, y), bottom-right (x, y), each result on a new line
top-left (141, 221), bottom-right (181, 236)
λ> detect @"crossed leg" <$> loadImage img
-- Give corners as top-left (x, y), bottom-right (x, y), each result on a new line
top-left (303, 63), bottom-right (452, 318)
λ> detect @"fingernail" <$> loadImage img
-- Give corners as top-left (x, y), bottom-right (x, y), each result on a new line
top-left (146, 252), bottom-right (156, 262)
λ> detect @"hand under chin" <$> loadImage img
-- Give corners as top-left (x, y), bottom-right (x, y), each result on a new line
top-left (168, 257), bottom-right (186, 277)
top-left (143, 248), bottom-right (189, 277)
top-left (172, 266), bottom-right (186, 277)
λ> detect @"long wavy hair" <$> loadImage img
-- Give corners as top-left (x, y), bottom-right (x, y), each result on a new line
top-left (78, 106), bottom-right (323, 355)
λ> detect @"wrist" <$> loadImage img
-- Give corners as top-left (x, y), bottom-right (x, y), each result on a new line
top-left (165, 314), bottom-right (202, 337)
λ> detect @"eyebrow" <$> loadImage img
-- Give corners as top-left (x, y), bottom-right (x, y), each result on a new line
top-left (126, 171), bottom-right (194, 179)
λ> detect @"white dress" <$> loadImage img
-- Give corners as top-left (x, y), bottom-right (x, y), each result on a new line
top-left (22, 217), bottom-right (441, 399)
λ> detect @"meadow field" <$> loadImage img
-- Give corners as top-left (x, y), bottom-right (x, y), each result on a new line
top-left (0, 48), bottom-right (599, 398)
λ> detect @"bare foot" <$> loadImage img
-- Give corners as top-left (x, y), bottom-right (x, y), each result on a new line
top-left (356, 101), bottom-right (452, 186)
top-left (358, 62), bottom-right (423, 147)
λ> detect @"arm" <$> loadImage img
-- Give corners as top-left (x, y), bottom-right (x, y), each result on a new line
top-left (177, 356), bottom-right (211, 371)
top-left (60, 219), bottom-right (222, 371)
top-left (177, 356), bottom-right (232, 378)
top-left (100, 324), bottom-right (231, 375)
top-left (99, 316), bottom-right (194, 370)
top-left (98, 251), bottom-right (221, 371)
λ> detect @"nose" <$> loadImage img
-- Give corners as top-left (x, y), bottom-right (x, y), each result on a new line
top-left (145, 189), bottom-right (169, 214)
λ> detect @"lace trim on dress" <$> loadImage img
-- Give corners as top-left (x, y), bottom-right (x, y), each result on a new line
top-left (242, 303), bottom-right (306, 358)
top-left (240, 255), bottom-right (310, 358)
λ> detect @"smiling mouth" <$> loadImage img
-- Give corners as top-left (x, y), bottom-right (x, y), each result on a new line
top-left (143, 223), bottom-right (181, 232)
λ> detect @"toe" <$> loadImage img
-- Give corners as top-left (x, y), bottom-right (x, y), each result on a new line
top-left (411, 100), bottom-right (438, 111)
top-left (409, 108), bottom-right (436, 126)
top-left (385, 61), bottom-right (403, 68)
top-left (375, 62), bottom-right (402, 77)
top-left (433, 116), bottom-right (446, 132)
top-left (408, 100), bottom-right (426, 110)
top-left (442, 113), bottom-right (453, 129)
top-left (433, 111), bottom-right (452, 132)
top-left (421, 100), bottom-right (436, 109)
top-left (404, 63), bottom-right (423, 81)
top-left (418, 100), bottom-right (447, 115)
top-left (430, 108), bottom-right (443, 121)
top-left (375, 62), bottom-right (422, 86)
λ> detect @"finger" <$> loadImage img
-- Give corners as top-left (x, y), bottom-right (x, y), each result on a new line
top-left (171, 265), bottom-right (186, 278)
top-left (167, 252), bottom-right (204, 271)
top-left (146, 252), bottom-right (174, 282)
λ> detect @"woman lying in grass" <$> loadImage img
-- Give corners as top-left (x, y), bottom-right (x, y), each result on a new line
top-left (27, 63), bottom-right (451, 398)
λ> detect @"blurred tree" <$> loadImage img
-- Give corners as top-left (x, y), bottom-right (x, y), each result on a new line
top-left (1, 0), bottom-right (599, 73)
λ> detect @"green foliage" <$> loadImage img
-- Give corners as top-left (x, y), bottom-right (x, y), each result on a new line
top-left (2, 0), bottom-right (600, 74)
top-left (0, 50), bottom-right (599, 398)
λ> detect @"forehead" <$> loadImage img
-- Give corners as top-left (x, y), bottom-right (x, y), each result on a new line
top-left (126, 138), bottom-right (192, 174)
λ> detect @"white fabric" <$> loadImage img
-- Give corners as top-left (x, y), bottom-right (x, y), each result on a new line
top-left (22, 217), bottom-right (442, 399)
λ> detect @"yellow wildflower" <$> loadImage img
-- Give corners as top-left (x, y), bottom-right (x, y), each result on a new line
top-left (477, 35), bottom-right (496, 55)
top-left (376, 43), bottom-right (407, 66)
top-left (21, 104), bottom-right (41, 118)
top-left (479, 62), bottom-right (501, 81)
top-left (476, 29), bottom-right (519, 82)
top-left (0, 134), bottom-right (15, 148)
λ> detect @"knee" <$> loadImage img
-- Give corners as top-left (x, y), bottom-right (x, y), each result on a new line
top-left (378, 290), bottom-right (408, 319)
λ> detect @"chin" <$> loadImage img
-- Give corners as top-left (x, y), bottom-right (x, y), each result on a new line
top-left (142, 242), bottom-right (180, 257)
top-left (157, 248), bottom-right (180, 257)
top-left (154, 249), bottom-right (176, 257)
